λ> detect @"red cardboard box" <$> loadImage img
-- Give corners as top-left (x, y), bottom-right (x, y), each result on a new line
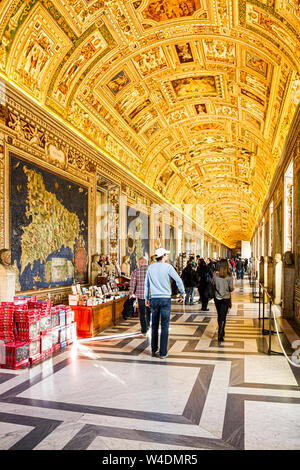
top-left (40, 333), bottom-right (53, 354)
top-left (0, 341), bottom-right (29, 369)
top-left (40, 315), bottom-right (51, 332)
top-left (51, 326), bottom-right (60, 346)
top-left (16, 320), bottom-right (40, 341)
top-left (28, 337), bottom-right (41, 364)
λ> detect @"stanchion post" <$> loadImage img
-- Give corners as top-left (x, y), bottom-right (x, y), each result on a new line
top-left (259, 283), bottom-right (261, 320)
top-left (262, 288), bottom-right (265, 332)
top-left (268, 298), bottom-right (272, 355)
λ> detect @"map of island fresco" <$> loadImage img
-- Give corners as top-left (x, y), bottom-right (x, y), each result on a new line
top-left (11, 156), bottom-right (88, 291)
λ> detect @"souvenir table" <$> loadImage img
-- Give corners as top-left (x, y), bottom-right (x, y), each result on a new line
top-left (70, 295), bottom-right (129, 338)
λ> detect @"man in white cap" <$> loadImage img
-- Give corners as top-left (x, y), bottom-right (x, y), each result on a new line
top-left (144, 248), bottom-right (185, 359)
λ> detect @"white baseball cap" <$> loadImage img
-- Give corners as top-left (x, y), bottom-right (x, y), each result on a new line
top-left (155, 248), bottom-right (170, 258)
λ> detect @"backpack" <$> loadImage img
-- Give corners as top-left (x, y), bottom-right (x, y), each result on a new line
top-left (205, 271), bottom-right (213, 283)
top-left (122, 297), bottom-right (136, 319)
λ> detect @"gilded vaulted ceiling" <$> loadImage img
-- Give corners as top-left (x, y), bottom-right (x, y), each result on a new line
top-left (0, 0), bottom-right (299, 247)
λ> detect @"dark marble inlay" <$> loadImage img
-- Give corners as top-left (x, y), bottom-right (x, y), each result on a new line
top-left (222, 394), bottom-right (244, 450)
top-left (0, 411), bottom-right (61, 450)
top-left (183, 365), bottom-right (214, 425)
top-left (0, 373), bottom-right (18, 384)
top-left (63, 423), bottom-right (236, 451)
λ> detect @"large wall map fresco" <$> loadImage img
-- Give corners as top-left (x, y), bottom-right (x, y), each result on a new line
top-left (10, 155), bottom-right (88, 291)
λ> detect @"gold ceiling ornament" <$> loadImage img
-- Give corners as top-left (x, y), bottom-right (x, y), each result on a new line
top-left (0, 0), bottom-right (299, 247)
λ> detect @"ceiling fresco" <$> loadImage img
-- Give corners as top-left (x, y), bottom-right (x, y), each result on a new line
top-left (0, 0), bottom-right (299, 247)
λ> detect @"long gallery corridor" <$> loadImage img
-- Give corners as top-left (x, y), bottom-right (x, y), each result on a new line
top-left (0, 277), bottom-right (299, 451)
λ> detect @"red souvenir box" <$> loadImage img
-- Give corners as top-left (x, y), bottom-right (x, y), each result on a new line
top-left (51, 312), bottom-right (60, 328)
top-left (40, 333), bottom-right (53, 359)
top-left (59, 326), bottom-right (67, 348)
top-left (40, 315), bottom-right (51, 333)
top-left (16, 320), bottom-right (40, 341)
top-left (0, 341), bottom-right (29, 369)
top-left (59, 310), bottom-right (66, 326)
top-left (51, 326), bottom-right (60, 346)
top-left (28, 337), bottom-right (41, 364)
top-left (52, 343), bottom-right (61, 353)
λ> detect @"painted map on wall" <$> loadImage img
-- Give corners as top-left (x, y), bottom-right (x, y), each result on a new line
top-left (126, 207), bottom-right (149, 273)
top-left (11, 155), bottom-right (88, 291)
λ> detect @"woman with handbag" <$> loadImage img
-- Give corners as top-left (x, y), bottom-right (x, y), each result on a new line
top-left (213, 259), bottom-right (234, 343)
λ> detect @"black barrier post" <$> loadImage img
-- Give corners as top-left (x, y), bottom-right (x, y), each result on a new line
top-left (258, 283), bottom-right (261, 320)
top-left (262, 288), bottom-right (265, 332)
top-left (268, 298), bottom-right (272, 355)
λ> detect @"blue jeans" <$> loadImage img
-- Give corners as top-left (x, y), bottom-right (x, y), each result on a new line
top-left (150, 298), bottom-right (171, 356)
top-left (185, 287), bottom-right (195, 305)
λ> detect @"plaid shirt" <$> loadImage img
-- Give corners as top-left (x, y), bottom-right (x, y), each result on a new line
top-left (129, 265), bottom-right (149, 299)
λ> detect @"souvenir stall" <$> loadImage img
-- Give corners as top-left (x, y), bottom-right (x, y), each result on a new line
top-left (68, 278), bottom-right (129, 338)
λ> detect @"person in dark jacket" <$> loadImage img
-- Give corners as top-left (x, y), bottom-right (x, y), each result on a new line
top-left (207, 259), bottom-right (215, 277)
top-left (235, 258), bottom-right (244, 279)
top-left (197, 259), bottom-right (210, 311)
top-left (181, 261), bottom-right (198, 305)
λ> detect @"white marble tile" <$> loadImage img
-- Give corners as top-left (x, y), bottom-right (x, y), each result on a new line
top-left (186, 315), bottom-right (204, 321)
top-left (243, 340), bottom-right (259, 352)
top-left (19, 360), bottom-right (200, 415)
top-left (245, 401), bottom-right (300, 450)
top-left (244, 356), bottom-right (298, 386)
top-left (168, 341), bottom-right (188, 353)
top-left (0, 422), bottom-right (33, 449)
top-left (169, 324), bottom-right (199, 336)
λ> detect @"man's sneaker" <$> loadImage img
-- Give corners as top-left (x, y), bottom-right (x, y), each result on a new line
top-left (160, 354), bottom-right (168, 359)
top-left (152, 350), bottom-right (159, 357)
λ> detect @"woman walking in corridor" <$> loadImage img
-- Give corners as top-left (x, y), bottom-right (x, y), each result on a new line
top-left (214, 259), bottom-right (234, 343)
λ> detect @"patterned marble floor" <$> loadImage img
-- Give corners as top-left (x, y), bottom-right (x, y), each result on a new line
top-left (0, 278), bottom-right (300, 451)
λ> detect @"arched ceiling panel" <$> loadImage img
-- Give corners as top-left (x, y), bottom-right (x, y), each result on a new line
top-left (0, 0), bottom-right (299, 248)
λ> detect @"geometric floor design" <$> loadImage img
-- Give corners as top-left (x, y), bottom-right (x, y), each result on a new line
top-left (0, 279), bottom-right (300, 450)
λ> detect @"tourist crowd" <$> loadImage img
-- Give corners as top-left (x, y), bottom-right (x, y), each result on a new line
top-left (128, 249), bottom-right (249, 359)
